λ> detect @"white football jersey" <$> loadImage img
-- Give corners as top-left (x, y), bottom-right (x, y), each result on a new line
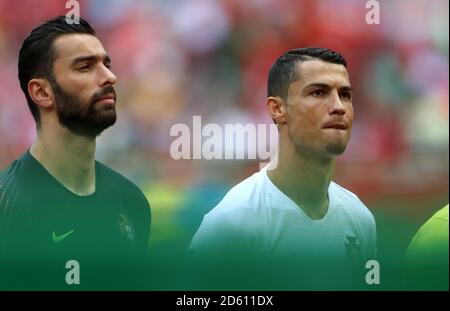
top-left (189, 166), bottom-right (377, 268)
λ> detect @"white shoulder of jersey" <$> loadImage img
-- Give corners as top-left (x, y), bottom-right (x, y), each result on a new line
top-left (188, 169), bottom-right (266, 254)
top-left (209, 169), bottom-right (266, 215)
top-left (329, 181), bottom-right (375, 221)
top-left (205, 169), bottom-right (268, 226)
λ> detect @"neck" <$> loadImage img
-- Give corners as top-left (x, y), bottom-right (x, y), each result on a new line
top-left (267, 143), bottom-right (335, 220)
top-left (30, 124), bottom-right (97, 196)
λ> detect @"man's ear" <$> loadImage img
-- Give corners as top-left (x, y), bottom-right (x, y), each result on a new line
top-left (27, 78), bottom-right (54, 109)
top-left (267, 96), bottom-right (287, 125)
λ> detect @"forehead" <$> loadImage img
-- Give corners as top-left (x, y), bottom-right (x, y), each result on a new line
top-left (294, 59), bottom-right (350, 87)
top-left (53, 34), bottom-right (106, 63)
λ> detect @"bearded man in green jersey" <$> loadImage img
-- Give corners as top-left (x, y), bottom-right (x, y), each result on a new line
top-left (0, 16), bottom-right (151, 290)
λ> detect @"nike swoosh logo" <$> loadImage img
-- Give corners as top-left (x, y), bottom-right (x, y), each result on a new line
top-left (52, 230), bottom-right (74, 243)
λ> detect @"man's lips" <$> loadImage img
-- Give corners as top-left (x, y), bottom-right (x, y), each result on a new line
top-left (322, 122), bottom-right (348, 130)
top-left (96, 94), bottom-right (116, 104)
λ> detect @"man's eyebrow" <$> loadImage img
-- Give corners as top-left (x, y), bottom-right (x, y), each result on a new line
top-left (304, 83), bottom-right (353, 92)
top-left (340, 86), bottom-right (353, 92)
top-left (71, 54), bottom-right (111, 66)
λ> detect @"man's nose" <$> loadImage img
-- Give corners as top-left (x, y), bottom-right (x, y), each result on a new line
top-left (329, 91), bottom-right (346, 115)
top-left (99, 65), bottom-right (117, 87)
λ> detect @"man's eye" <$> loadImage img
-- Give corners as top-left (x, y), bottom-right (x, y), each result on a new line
top-left (311, 89), bottom-right (325, 97)
top-left (104, 62), bottom-right (112, 69)
top-left (78, 64), bottom-right (90, 71)
top-left (340, 92), bottom-right (352, 100)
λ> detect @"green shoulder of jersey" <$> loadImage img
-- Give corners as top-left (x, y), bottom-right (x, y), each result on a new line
top-left (405, 204), bottom-right (449, 290)
top-left (407, 204), bottom-right (449, 258)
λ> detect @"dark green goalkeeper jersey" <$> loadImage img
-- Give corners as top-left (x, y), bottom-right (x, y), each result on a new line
top-left (0, 151), bottom-right (151, 289)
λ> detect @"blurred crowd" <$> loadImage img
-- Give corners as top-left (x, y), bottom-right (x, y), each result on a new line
top-left (0, 0), bottom-right (448, 245)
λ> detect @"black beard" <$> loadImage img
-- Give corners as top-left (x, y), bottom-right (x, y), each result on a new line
top-left (51, 80), bottom-right (117, 138)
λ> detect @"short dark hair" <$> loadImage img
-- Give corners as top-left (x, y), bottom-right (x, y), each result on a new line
top-left (18, 15), bottom-right (96, 127)
top-left (267, 47), bottom-right (347, 100)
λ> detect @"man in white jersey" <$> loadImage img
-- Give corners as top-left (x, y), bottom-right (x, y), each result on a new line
top-left (187, 47), bottom-right (377, 290)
